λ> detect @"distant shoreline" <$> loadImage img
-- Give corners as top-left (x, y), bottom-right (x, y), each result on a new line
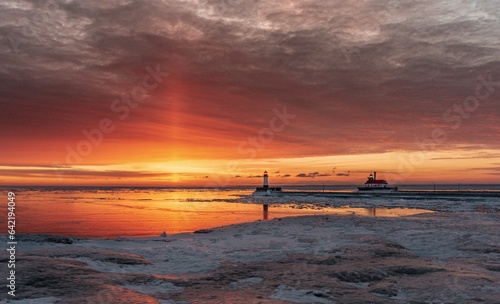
top-left (1, 184), bottom-right (500, 191)
top-left (278, 189), bottom-right (500, 198)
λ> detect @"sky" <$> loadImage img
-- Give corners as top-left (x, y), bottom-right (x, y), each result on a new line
top-left (1, 0), bottom-right (499, 186)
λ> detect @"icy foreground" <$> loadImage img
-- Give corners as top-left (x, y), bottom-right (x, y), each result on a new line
top-left (2, 211), bottom-right (499, 303)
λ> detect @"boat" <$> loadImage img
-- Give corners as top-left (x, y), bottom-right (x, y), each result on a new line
top-left (357, 172), bottom-right (398, 193)
top-left (252, 170), bottom-right (283, 196)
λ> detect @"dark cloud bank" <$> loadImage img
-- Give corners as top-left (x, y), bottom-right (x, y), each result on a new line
top-left (1, 0), bottom-right (499, 164)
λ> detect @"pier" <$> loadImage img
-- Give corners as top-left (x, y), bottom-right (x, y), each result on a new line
top-left (252, 170), bottom-right (500, 199)
top-left (275, 190), bottom-right (500, 199)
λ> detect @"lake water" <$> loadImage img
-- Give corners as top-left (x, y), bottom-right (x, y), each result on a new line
top-left (0, 187), bottom-right (438, 238)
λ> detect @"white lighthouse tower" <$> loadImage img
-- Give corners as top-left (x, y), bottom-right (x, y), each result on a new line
top-left (252, 170), bottom-right (283, 196)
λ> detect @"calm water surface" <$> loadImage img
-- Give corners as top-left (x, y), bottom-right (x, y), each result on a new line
top-left (3, 188), bottom-right (432, 238)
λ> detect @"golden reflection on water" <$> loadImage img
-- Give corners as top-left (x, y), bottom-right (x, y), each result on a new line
top-left (9, 189), bottom-right (433, 238)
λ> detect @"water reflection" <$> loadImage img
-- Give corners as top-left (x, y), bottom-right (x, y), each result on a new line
top-left (263, 204), bottom-right (431, 221)
top-left (263, 204), bottom-right (269, 220)
top-left (10, 189), bottom-right (433, 238)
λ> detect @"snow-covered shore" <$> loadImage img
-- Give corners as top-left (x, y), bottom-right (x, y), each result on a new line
top-left (2, 206), bottom-right (499, 303)
top-left (240, 193), bottom-right (500, 213)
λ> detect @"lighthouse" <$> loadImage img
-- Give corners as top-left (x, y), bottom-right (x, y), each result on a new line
top-left (263, 170), bottom-right (269, 188)
top-left (252, 170), bottom-right (283, 196)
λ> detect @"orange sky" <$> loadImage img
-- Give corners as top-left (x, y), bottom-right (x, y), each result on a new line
top-left (1, 1), bottom-right (499, 186)
top-left (2, 149), bottom-right (500, 186)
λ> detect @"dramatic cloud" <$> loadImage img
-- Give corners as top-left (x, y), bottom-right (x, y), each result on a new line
top-left (430, 152), bottom-right (500, 160)
top-left (296, 172), bottom-right (331, 178)
top-left (336, 171), bottom-right (351, 176)
top-left (0, 165), bottom-right (167, 179)
top-left (0, 0), bottom-right (499, 184)
top-left (468, 166), bottom-right (500, 174)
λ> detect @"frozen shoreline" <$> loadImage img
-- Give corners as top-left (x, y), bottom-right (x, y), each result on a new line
top-left (240, 193), bottom-right (500, 213)
top-left (2, 208), bottom-right (499, 303)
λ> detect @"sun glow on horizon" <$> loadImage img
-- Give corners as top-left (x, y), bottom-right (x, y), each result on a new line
top-left (1, 148), bottom-right (499, 186)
